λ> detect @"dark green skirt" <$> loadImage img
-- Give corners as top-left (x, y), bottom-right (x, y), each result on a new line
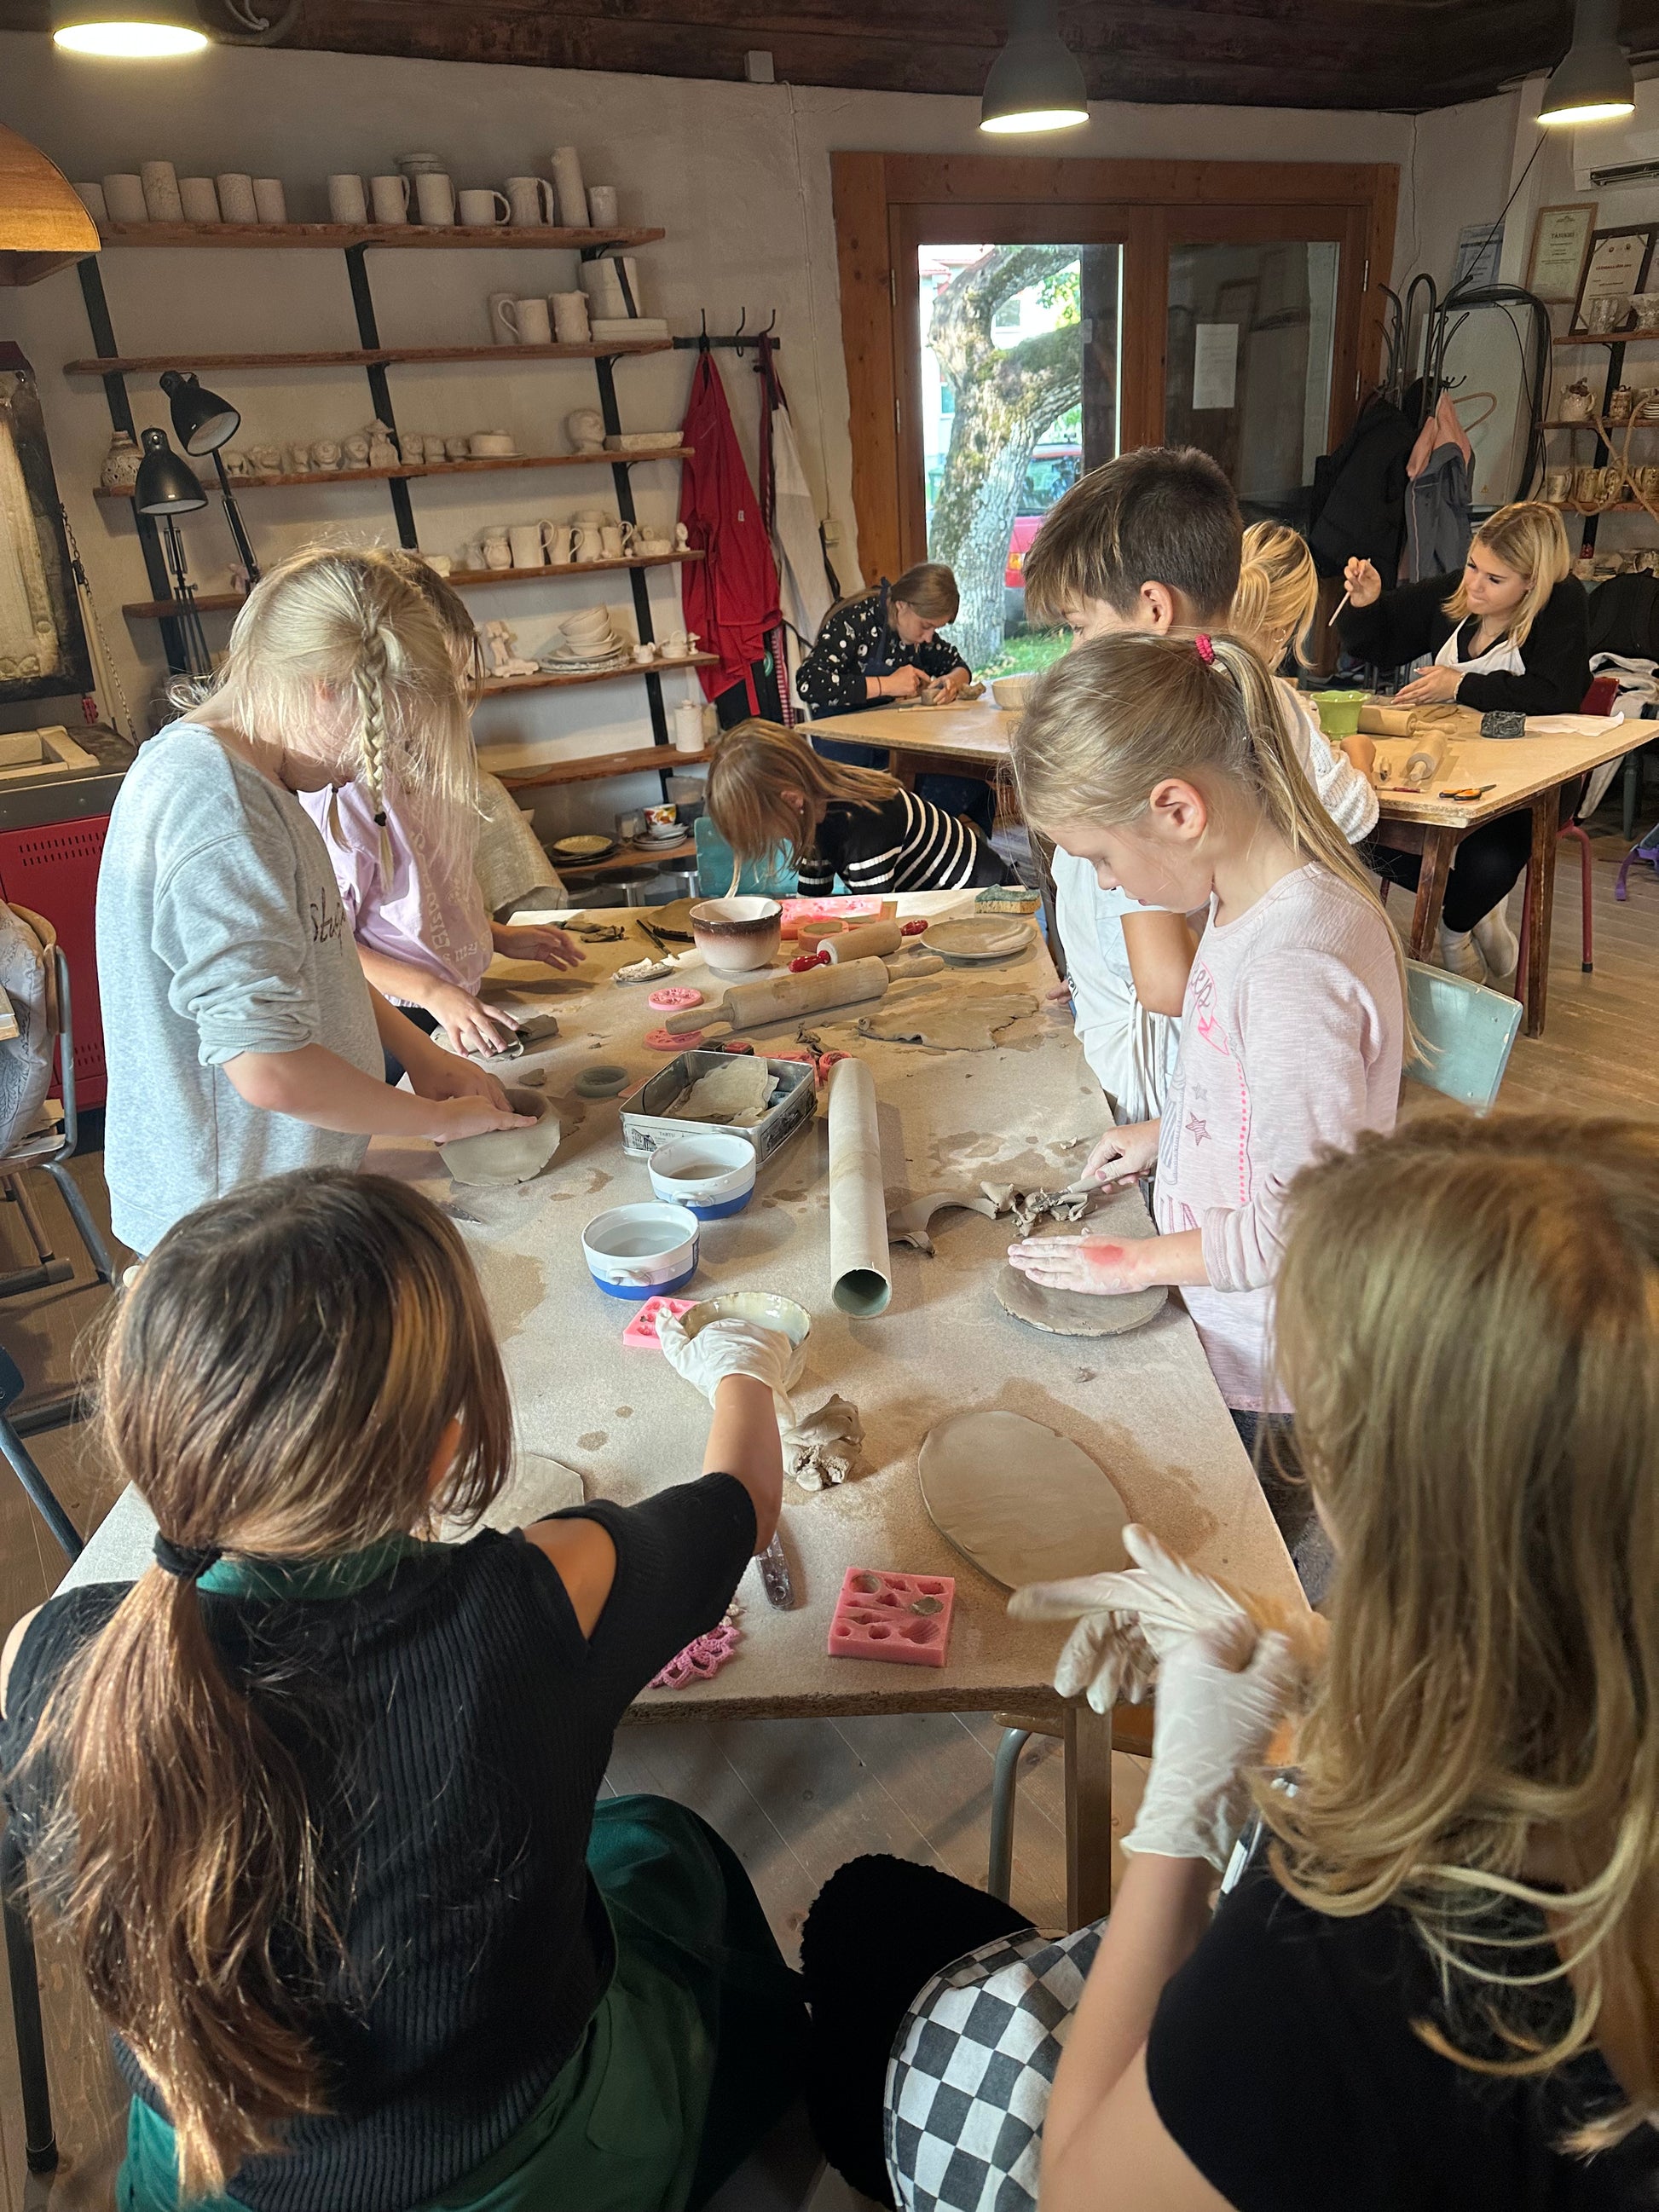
top-left (119, 1794), bottom-right (806, 2212)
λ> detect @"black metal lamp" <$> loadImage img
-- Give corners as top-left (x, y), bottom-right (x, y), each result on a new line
top-left (160, 369), bottom-right (260, 583)
top-left (134, 426), bottom-right (212, 679)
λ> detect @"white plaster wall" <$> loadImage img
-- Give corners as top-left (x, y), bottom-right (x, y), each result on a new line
top-left (0, 32), bottom-right (1512, 826)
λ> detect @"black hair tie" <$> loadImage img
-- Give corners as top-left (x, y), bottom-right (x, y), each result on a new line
top-left (153, 1534), bottom-right (223, 1582)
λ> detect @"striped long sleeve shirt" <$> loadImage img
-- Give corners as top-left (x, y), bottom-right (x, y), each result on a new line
top-left (798, 789), bottom-right (980, 896)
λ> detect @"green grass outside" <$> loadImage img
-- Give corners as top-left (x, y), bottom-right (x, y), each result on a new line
top-left (980, 629), bottom-right (1071, 679)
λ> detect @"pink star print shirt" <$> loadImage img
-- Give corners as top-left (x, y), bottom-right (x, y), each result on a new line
top-left (1153, 863), bottom-right (1404, 1412)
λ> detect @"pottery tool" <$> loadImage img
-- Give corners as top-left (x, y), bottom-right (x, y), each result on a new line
top-left (828, 1568), bottom-right (955, 1667)
top-left (1326, 587), bottom-right (1351, 631)
top-left (827, 1055), bottom-right (891, 1316)
top-left (757, 1533), bottom-right (795, 1608)
top-left (659, 956), bottom-right (893, 1042)
top-left (1439, 783), bottom-right (1496, 801)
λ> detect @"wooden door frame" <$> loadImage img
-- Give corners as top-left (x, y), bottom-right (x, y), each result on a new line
top-left (832, 153), bottom-right (1399, 586)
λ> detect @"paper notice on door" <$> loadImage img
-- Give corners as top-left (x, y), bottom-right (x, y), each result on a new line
top-left (1193, 322), bottom-right (1239, 411)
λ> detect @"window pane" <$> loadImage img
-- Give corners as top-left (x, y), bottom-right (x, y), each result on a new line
top-left (918, 243), bottom-right (1121, 672)
top-left (1164, 240), bottom-right (1339, 526)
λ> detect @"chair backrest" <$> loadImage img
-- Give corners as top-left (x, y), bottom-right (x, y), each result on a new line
top-left (692, 812), bottom-right (798, 898)
top-left (0, 905), bottom-right (61, 1158)
top-left (1405, 958), bottom-right (1522, 1114)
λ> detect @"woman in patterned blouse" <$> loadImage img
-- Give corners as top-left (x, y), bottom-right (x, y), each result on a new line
top-left (795, 564), bottom-right (972, 725)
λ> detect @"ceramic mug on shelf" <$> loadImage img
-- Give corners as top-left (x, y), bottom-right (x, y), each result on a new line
top-left (495, 296), bottom-right (552, 344)
top-left (1610, 384), bottom-right (1636, 423)
top-left (178, 176), bottom-right (220, 222)
top-left (327, 174), bottom-right (369, 223)
top-left (214, 172), bottom-right (256, 222)
top-left (508, 523), bottom-right (546, 569)
top-left (414, 172), bottom-right (455, 225)
top-left (72, 182), bottom-right (107, 222)
top-left (1575, 464), bottom-right (1609, 505)
top-left (542, 522), bottom-right (572, 563)
top-left (587, 184), bottom-right (619, 227)
top-left (673, 703), bottom-right (704, 753)
top-left (506, 176), bottom-right (556, 225)
top-left (370, 174), bottom-right (411, 224)
top-left (459, 188), bottom-right (511, 227)
top-left (571, 524), bottom-right (604, 563)
top-left (486, 291), bottom-right (517, 343)
top-left (600, 522), bottom-right (633, 557)
top-left (141, 159), bottom-right (183, 222)
top-left (664, 630), bottom-right (690, 657)
top-left (1543, 465), bottom-right (1573, 503)
top-left (253, 178), bottom-right (287, 222)
top-left (551, 292), bottom-right (590, 343)
top-left (1638, 466), bottom-right (1659, 498)
top-left (101, 173), bottom-right (148, 223)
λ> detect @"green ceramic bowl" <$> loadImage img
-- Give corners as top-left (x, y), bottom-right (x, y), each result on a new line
top-left (1313, 689), bottom-right (1367, 738)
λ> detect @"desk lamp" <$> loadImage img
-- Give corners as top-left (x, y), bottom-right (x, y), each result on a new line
top-left (160, 369), bottom-right (260, 584)
top-left (134, 427), bottom-right (212, 680)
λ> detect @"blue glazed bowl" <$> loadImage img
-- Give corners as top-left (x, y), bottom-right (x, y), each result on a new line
top-left (581, 1202), bottom-right (700, 1300)
top-left (647, 1134), bottom-right (757, 1220)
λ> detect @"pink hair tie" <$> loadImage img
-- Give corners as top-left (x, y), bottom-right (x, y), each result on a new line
top-left (1194, 633), bottom-right (1216, 665)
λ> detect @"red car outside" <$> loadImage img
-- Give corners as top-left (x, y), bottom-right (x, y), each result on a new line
top-left (1005, 442), bottom-right (1083, 620)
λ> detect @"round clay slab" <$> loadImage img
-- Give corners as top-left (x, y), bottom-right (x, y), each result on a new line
top-left (994, 1265), bottom-right (1168, 1337)
top-left (919, 1409), bottom-right (1130, 1588)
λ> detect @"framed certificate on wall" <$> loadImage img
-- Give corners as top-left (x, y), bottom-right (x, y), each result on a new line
top-left (1526, 203), bottom-right (1595, 303)
top-left (1573, 224), bottom-right (1654, 331)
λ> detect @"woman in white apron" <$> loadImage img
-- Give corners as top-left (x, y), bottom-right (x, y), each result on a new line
top-left (1336, 500), bottom-right (1590, 982)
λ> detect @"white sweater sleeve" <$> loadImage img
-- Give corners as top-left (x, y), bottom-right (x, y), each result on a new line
top-left (1278, 683), bottom-right (1379, 844)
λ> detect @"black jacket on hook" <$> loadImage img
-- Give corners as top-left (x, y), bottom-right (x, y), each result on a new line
top-left (1309, 396), bottom-right (1416, 581)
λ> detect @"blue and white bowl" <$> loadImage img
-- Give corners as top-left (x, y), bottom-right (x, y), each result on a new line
top-left (647, 1134), bottom-right (757, 1219)
top-left (582, 1202), bottom-right (700, 1300)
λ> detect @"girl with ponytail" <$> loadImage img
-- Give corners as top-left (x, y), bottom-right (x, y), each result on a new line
top-left (0, 1170), bottom-right (806, 2211)
top-left (1006, 628), bottom-right (1406, 1545)
top-left (96, 546), bottom-right (529, 1255)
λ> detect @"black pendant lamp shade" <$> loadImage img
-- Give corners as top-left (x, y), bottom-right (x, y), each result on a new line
top-left (160, 369), bottom-right (240, 455)
top-left (134, 426), bottom-right (208, 515)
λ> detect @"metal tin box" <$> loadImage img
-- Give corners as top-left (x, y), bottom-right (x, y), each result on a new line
top-left (619, 1050), bottom-right (817, 1166)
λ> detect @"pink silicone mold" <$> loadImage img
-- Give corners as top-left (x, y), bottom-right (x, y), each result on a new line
top-left (828, 1568), bottom-right (956, 1667)
top-left (621, 1295), bottom-right (697, 1349)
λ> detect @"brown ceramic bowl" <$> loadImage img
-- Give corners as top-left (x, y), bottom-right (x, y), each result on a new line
top-left (690, 895), bottom-right (783, 973)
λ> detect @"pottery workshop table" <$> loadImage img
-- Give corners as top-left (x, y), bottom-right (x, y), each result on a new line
top-left (57, 893), bottom-right (1301, 1928)
top-left (1368, 713), bottom-right (1628, 1037)
top-left (842, 699), bottom-right (1020, 789)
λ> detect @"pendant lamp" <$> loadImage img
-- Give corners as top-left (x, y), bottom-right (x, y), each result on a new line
top-left (1538, 0), bottom-right (1634, 126)
top-left (980, 0), bottom-right (1089, 135)
top-left (50, 0), bottom-right (206, 54)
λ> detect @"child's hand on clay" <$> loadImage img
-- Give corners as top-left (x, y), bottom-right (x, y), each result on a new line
top-left (493, 922), bottom-right (584, 970)
top-left (1081, 1119), bottom-right (1160, 1187)
top-left (402, 1033), bottom-right (516, 1113)
top-left (422, 1094), bottom-right (536, 1142)
top-left (1006, 1232), bottom-right (1151, 1298)
top-left (426, 983), bottom-right (519, 1060)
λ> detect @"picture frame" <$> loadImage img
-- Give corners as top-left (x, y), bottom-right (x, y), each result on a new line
top-left (1572, 223), bottom-right (1655, 332)
top-left (1526, 202), bottom-right (1596, 305)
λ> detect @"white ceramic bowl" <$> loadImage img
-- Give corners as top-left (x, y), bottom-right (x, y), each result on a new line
top-left (682, 1289), bottom-right (811, 1349)
top-left (991, 674), bottom-right (1032, 713)
top-left (691, 895), bottom-right (783, 973)
top-left (647, 1134), bottom-right (756, 1219)
top-left (582, 1201), bottom-right (700, 1300)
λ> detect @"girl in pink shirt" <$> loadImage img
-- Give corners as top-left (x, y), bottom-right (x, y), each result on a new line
top-left (1008, 627), bottom-right (1406, 1460)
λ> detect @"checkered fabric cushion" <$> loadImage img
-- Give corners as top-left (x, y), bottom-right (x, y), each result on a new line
top-left (882, 1921), bottom-right (1103, 2212)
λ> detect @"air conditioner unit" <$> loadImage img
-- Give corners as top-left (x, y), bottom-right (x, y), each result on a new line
top-left (1575, 78), bottom-right (1659, 189)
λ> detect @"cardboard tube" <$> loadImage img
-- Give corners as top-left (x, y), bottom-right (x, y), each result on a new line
top-left (827, 1057), bottom-right (891, 1317)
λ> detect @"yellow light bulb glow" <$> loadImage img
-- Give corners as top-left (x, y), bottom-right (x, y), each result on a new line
top-left (1538, 98), bottom-right (1636, 124)
top-left (980, 107), bottom-right (1089, 133)
top-left (53, 14), bottom-right (205, 52)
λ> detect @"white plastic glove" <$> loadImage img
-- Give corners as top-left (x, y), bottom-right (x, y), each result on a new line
top-left (656, 1311), bottom-right (803, 1431)
top-left (1008, 1522), bottom-right (1315, 1713)
top-left (1119, 1623), bottom-right (1297, 1868)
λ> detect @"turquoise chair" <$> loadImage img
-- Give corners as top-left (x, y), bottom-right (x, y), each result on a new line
top-left (692, 813), bottom-right (799, 898)
top-left (1405, 958), bottom-right (1522, 1114)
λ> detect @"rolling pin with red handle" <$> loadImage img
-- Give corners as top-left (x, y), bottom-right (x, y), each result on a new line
top-left (663, 956), bottom-right (893, 1039)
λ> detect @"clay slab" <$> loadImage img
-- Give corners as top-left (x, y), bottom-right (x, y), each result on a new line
top-left (918, 1409), bottom-right (1130, 1588)
top-left (994, 1179), bottom-right (1168, 1337)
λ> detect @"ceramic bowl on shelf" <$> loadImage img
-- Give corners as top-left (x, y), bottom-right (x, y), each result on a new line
top-left (581, 1201), bottom-right (700, 1298)
top-left (690, 896), bottom-right (783, 973)
top-left (646, 1134), bottom-right (756, 1219)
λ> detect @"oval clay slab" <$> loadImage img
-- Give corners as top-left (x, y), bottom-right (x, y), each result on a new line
top-left (918, 1410), bottom-right (1130, 1589)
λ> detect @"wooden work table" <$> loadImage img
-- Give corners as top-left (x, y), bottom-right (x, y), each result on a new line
top-left (58, 894), bottom-right (1302, 1928)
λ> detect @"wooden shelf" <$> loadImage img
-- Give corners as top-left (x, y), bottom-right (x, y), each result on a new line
top-left (480, 654), bottom-right (715, 696)
top-left (67, 339), bottom-right (670, 375)
top-left (1545, 499), bottom-right (1650, 514)
top-left (1555, 331), bottom-right (1659, 346)
top-left (1542, 416), bottom-right (1659, 430)
top-left (498, 745), bottom-right (708, 791)
top-left (90, 220), bottom-right (663, 251)
top-left (561, 836), bottom-right (698, 875)
top-left (119, 549), bottom-right (705, 621)
top-left (96, 447), bottom-right (691, 497)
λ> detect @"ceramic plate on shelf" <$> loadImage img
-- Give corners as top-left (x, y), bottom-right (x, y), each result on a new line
top-left (925, 917), bottom-right (1036, 964)
top-left (553, 834), bottom-right (617, 861)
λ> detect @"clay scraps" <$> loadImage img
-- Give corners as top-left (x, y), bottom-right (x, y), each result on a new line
top-left (887, 1181), bottom-right (1100, 1256)
top-left (615, 955), bottom-right (680, 986)
top-left (783, 1395), bottom-right (864, 1492)
top-left (1004, 1184), bottom-right (1096, 1239)
top-left (651, 1602), bottom-right (743, 1688)
top-left (838, 986), bottom-right (1038, 1053)
top-left (887, 1188), bottom-right (1003, 1256)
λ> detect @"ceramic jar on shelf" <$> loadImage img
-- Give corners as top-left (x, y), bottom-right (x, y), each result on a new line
top-left (99, 430), bottom-right (143, 491)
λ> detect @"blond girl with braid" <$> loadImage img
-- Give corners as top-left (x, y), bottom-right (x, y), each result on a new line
top-left (96, 547), bottom-right (528, 1254)
top-left (1007, 628), bottom-right (1405, 1505)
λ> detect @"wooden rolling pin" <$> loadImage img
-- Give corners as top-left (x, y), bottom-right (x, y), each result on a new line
top-left (823, 920), bottom-right (905, 964)
top-left (662, 956), bottom-right (893, 1039)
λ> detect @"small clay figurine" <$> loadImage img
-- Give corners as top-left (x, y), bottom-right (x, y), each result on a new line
top-left (219, 447), bottom-right (252, 477)
top-left (480, 619), bottom-right (540, 679)
top-left (673, 521), bottom-right (691, 552)
top-left (366, 420), bottom-right (399, 469)
top-left (343, 430), bottom-right (372, 467)
top-left (249, 442), bottom-right (283, 473)
top-left (286, 442), bottom-right (313, 474)
top-left (309, 438), bottom-right (343, 472)
top-left (565, 407), bottom-right (605, 453)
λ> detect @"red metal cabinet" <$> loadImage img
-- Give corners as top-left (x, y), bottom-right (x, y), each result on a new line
top-left (0, 815), bottom-right (111, 1107)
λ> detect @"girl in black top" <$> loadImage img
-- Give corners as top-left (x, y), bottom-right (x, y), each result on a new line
top-left (0, 1171), bottom-right (806, 2212)
top-left (801, 1114), bottom-right (1659, 2212)
top-left (705, 719), bottom-right (1011, 895)
top-left (1337, 500), bottom-right (1591, 981)
top-left (795, 563), bottom-right (971, 728)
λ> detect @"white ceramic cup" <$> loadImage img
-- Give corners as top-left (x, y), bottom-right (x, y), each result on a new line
top-left (72, 182), bottom-right (107, 222)
top-left (508, 523), bottom-right (546, 569)
top-left (542, 522), bottom-right (572, 563)
top-left (371, 174), bottom-right (410, 224)
top-left (327, 174), bottom-right (368, 223)
top-left (599, 523), bottom-right (627, 557)
top-left (414, 172), bottom-right (455, 225)
top-left (458, 188), bottom-right (511, 227)
top-left (496, 296), bottom-right (552, 345)
top-left (673, 702), bottom-right (705, 752)
top-left (178, 176), bottom-right (220, 222)
top-left (252, 178), bottom-right (287, 223)
top-left (551, 292), bottom-right (590, 343)
top-left (486, 291), bottom-right (517, 343)
top-left (102, 174), bottom-right (148, 223)
top-left (572, 525), bottom-right (603, 563)
top-left (140, 159), bottom-right (182, 222)
top-left (587, 185), bottom-right (618, 227)
top-left (506, 176), bottom-right (555, 225)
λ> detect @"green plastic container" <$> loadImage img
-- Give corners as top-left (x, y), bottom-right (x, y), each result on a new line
top-left (1313, 689), bottom-right (1367, 739)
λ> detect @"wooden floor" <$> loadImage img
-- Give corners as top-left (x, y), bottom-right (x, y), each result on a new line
top-left (2, 814), bottom-right (1656, 2208)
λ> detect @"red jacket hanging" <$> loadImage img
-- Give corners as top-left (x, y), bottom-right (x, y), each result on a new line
top-left (678, 347), bottom-right (780, 709)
